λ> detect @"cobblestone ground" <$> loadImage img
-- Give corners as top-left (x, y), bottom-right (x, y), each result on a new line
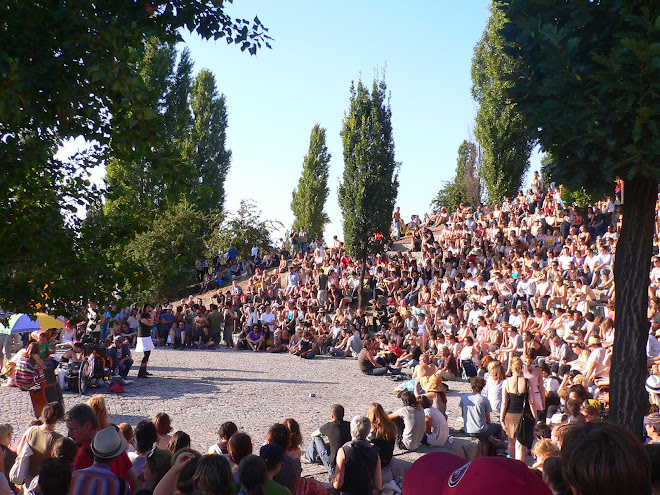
top-left (0, 347), bottom-right (471, 480)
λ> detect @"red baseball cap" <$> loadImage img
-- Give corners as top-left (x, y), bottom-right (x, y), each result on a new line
top-left (402, 452), bottom-right (551, 495)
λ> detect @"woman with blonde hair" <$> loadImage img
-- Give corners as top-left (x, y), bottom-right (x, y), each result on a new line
top-left (367, 403), bottom-right (396, 466)
top-left (281, 418), bottom-right (302, 459)
top-left (531, 439), bottom-right (559, 470)
top-left (86, 394), bottom-right (110, 430)
top-left (500, 356), bottom-right (537, 460)
top-left (483, 361), bottom-right (505, 411)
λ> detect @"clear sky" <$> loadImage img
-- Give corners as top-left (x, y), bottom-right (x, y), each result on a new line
top-left (149, 2), bottom-right (540, 245)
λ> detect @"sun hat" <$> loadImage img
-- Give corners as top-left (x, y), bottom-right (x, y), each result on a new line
top-left (420, 374), bottom-right (448, 393)
top-left (646, 375), bottom-right (660, 394)
top-left (402, 452), bottom-right (551, 495)
top-left (587, 335), bottom-right (601, 346)
top-left (91, 426), bottom-right (127, 459)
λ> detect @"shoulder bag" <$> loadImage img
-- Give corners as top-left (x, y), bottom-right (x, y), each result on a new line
top-left (515, 378), bottom-right (535, 449)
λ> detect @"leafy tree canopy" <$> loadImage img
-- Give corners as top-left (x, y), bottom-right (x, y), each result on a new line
top-left (0, 1), bottom-right (268, 312)
top-left (209, 200), bottom-right (283, 262)
top-left (498, 0), bottom-right (659, 194)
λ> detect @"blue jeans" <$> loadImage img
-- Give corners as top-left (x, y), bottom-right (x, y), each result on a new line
top-left (115, 358), bottom-right (133, 378)
top-left (306, 436), bottom-right (333, 473)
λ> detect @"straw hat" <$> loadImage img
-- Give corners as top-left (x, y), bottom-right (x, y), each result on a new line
top-left (420, 373), bottom-right (448, 393)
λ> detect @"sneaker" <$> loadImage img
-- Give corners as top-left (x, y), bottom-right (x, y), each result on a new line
top-left (301, 455), bottom-right (312, 464)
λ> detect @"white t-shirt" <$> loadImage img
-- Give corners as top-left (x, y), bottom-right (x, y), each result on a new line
top-left (424, 407), bottom-right (449, 446)
top-left (587, 347), bottom-right (608, 377)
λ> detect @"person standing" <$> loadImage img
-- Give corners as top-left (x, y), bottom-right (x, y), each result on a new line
top-left (136, 304), bottom-right (156, 378)
top-left (500, 357), bottom-right (538, 460)
top-left (206, 304), bottom-right (223, 348)
top-left (299, 227), bottom-right (308, 255)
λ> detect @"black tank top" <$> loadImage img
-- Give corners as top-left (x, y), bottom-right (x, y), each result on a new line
top-left (138, 318), bottom-right (151, 338)
top-left (506, 378), bottom-right (527, 414)
top-left (339, 440), bottom-right (379, 495)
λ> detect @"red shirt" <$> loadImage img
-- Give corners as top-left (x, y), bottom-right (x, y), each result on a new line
top-left (74, 441), bottom-right (133, 487)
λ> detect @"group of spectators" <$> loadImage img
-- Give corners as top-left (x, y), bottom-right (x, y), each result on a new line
top-left (0, 396), bottom-right (333, 495)
top-left (4, 174), bottom-right (660, 494)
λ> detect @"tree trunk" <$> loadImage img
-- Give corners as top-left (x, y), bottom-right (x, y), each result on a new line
top-left (358, 257), bottom-right (366, 308)
top-left (610, 177), bottom-right (657, 436)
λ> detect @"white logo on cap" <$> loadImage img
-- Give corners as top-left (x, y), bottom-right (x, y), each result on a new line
top-left (448, 461), bottom-right (471, 487)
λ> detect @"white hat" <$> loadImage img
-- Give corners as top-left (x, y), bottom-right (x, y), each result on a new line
top-left (91, 427), bottom-right (127, 460)
top-left (647, 375), bottom-right (660, 394)
top-left (165, 305), bottom-right (173, 310)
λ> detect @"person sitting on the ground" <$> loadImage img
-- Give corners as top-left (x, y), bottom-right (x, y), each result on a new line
top-left (303, 404), bottom-right (350, 475)
top-left (420, 395), bottom-right (449, 447)
top-left (107, 335), bottom-right (133, 378)
top-left (208, 421), bottom-right (238, 456)
top-left (562, 422), bottom-right (651, 495)
top-left (358, 338), bottom-right (400, 376)
top-left (331, 415), bottom-right (382, 495)
top-left (295, 330), bottom-right (316, 359)
top-left (388, 391), bottom-right (425, 451)
top-left (460, 376), bottom-right (505, 448)
top-left (259, 444), bottom-right (292, 495)
top-left (193, 326), bottom-right (216, 350)
top-left (265, 424), bottom-right (300, 495)
top-left (69, 427), bottom-right (130, 495)
top-left (65, 404), bottom-right (137, 490)
top-left (246, 325), bottom-right (265, 352)
top-left (228, 432), bottom-right (253, 488)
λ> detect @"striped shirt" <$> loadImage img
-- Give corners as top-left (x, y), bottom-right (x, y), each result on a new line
top-left (70, 462), bottom-right (129, 495)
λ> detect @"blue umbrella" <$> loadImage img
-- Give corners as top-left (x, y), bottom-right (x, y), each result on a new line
top-left (4, 314), bottom-right (42, 334)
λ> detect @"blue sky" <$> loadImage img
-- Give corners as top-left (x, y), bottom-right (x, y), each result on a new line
top-left (180, 1), bottom-right (538, 244)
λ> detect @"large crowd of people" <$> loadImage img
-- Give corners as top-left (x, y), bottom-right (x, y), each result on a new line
top-left (2, 174), bottom-right (660, 494)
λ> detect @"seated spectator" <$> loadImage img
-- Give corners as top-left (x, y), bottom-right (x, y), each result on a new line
top-left (366, 403), bottom-right (396, 467)
top-left (208, 421), bottom-right (238, 456)
top-left (420, 395), bottom-right (448, 447)
top-left (265, 423), bottom-right (300, 495)
top-left (562, 422), bottom-right (651, 495)
top-left (388, 391), bottom-right (425, 451)
top-left (358, 338), bottom-right (400, 376)
top-left (259, 444), bottom-right (292, 495)
top-left (460, 376), bottom-right (504, 448)
top-left (303, 405), bottom-right (350, 475)
top-left (107, 336), bottom-right (133, 378)
top-left (331, 415), bottom-right (382, 495)
top-left (69, 427), bottom-right (130, 495)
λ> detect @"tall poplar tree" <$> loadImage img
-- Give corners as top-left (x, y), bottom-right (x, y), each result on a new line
top-left (291, 124), bottom-right (331, 242)
top-left (472, 2), bottom-right (533, 203)
top-left (190, 69), bottom-right (232, 213)
top-left (338, 77), bottom-right (399, 305)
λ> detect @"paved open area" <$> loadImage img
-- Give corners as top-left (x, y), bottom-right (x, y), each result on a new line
top-left (0, 346), bottom-right (473, 479)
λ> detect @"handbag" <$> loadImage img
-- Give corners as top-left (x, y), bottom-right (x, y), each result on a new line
top-left (515, 378), bottom-right (535, 449)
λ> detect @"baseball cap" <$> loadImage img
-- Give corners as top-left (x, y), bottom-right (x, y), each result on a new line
top-left (259, 444), bottom-right (285, 465)
top-left (402, 452), bottom-right (551, 495)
